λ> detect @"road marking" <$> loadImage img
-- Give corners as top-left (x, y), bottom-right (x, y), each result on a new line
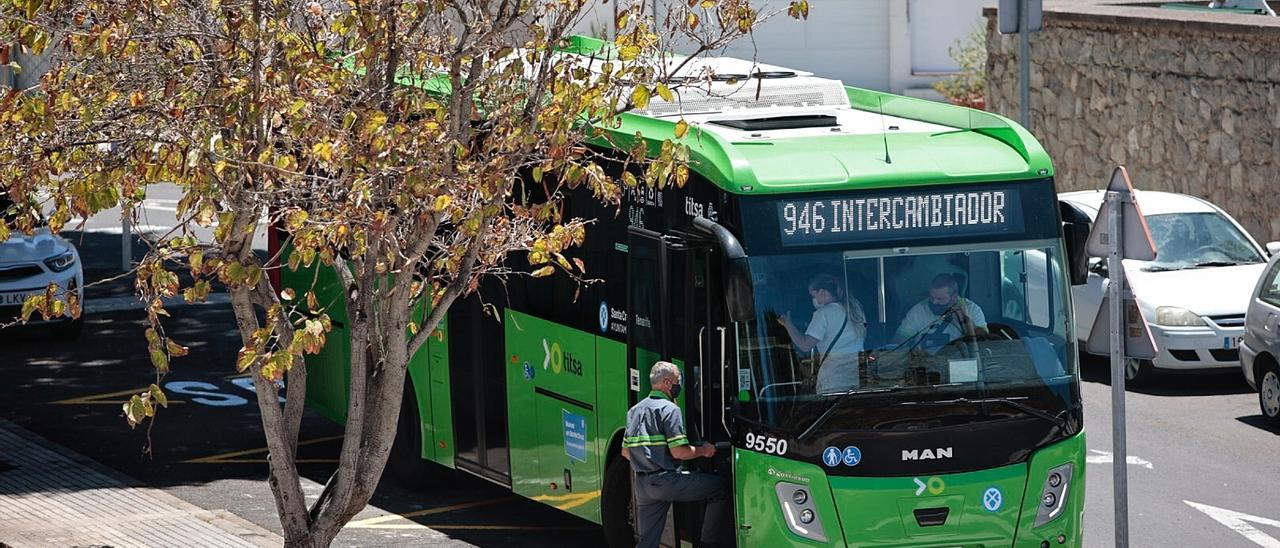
top-left (182, 435), bottom-right (343, 464)
top-left (347, 496), bottom-right (519, 529)
top-left (1086, 449), bottom-right (1153, 469)
top-left (52, 387), bottom-right (187, 405)
top-left (1185, 501), bottom-right (1280, 548)
top-left (532, 490), bottom-right (600, 511)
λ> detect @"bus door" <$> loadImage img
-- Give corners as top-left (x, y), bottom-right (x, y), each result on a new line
top-left (448, 288), bottom-right (511, 485)
top-left (627, 227), bottom-right (729, 546)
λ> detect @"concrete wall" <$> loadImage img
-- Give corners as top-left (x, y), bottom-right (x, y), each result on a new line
top-left (985, 2), bottom-right (1280, 241)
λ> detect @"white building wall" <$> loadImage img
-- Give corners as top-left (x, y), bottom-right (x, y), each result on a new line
top-left (573, 0), bottom-right (987, 100)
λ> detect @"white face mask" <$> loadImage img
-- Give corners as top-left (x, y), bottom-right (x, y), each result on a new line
top-left (812, 297), bottom-right (823, 310)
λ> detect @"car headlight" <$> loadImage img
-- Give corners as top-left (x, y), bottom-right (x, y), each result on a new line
top-left (1155, 306), bottom-right (1205, 327)
top-left (44, 251), bottom-right (76, 272)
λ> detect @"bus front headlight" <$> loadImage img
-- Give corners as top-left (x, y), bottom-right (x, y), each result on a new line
top-left (1034, 463), bottom-right (1073, 527)
top-left (775, 482), bottom-right (827, 542)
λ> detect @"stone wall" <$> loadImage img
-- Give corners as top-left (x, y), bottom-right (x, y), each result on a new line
top-left (984, 2), bottom-right (1280, 241)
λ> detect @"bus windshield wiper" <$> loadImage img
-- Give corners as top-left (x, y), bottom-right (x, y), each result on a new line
top-left (795, 386), bottom-right (904, 441)
top-left (1192, 260), bottom-right (1249, 268)
top-left (898, 396), bottom-right (1075, 435)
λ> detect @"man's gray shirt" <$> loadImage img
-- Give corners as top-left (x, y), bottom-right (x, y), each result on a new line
top-left (624, 391), bottom-right (689, 473)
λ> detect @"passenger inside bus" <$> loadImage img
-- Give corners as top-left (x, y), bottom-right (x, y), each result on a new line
top-left (775, 273), bottom-right (867, 394)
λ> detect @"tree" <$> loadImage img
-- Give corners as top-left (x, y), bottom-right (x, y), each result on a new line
top-left (0, 0), bottom-right (808, 545)
top-left (932, 24), bottom-right (986, 110)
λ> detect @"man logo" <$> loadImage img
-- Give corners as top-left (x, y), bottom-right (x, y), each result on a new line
top-left (902, 447), bottom-right (953, 461)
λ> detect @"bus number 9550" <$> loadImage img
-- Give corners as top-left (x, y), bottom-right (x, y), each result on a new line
top-left (744, 432), bottom-right (789, 456)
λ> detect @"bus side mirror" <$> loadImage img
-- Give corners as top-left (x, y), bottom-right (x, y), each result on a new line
top-left (726, 258), bottom-right (756, 322)
top-left (1063, 221), bottom-right (1090, 285)
top-left (1059, 201), bottom-right (1092, 286)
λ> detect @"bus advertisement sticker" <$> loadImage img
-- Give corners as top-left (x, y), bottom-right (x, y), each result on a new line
top-left (523, 362), bottom-right (535, 381)
top-left (598, 301), bottom-right (609, 333)
top-left (563, 410), bottom-right (588, 463)
top-left (822, 447), bottom-right (841, 467)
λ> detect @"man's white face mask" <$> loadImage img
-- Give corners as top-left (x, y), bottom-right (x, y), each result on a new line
top-left (812, 297), bottom-right (823, 310)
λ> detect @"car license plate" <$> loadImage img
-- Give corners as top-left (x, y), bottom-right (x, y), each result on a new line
top-left (1, 291), bottom-right (38, 306)
top-left (1224, 336), bottom-right (1242, 350)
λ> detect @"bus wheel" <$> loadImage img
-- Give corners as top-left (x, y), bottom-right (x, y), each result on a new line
top-left (388, 380), bottom-right (455, 490)
top-left (601, 456), bottom-right (636, 548)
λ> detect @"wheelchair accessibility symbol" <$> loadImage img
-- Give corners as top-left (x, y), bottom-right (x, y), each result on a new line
top-left (982, 487), bottom-right (1003, 512)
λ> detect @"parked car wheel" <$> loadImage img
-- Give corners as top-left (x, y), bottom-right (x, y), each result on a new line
top-left (1124, 358), bottom-right (1155, 387)
top-left (1259, 363), bottom-right (1280, 427)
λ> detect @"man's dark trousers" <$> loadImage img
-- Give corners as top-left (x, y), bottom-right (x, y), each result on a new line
top-left (633, 469), bottom-right (729, 548)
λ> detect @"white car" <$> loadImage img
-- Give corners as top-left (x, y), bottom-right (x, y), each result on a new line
top-left (1060, 190), bottom-right (1274, 385)
top-left (1241, 252), bottom-right (1280, 426)
top-left (0, 226), bottom-right (85, 340)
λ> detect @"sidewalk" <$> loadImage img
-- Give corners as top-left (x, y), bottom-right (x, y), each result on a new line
top-left (0, 419), bottom-right (282, 548)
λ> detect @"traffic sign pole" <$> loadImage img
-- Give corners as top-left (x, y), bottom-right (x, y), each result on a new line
top-left (1107, 190), bottom-right (1129, 548)
top-left (1018, 0), bottom-right (1031, 128)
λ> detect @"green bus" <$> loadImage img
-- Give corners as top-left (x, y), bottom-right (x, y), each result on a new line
top-left (282, 37), bottom-right (1088, 547)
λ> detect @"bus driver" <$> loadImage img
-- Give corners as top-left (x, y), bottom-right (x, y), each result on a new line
top-left (894, 273), bottom-right (987, 353)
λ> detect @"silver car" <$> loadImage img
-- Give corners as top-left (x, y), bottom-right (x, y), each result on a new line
top-left (1241, 251), bottom-right (1280, 427)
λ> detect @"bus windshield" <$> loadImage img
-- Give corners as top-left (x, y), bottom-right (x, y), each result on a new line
top-left (733, 241), bottom-right (1079, 435)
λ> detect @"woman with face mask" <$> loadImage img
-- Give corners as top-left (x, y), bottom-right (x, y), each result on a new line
top-left (777, 273), bottom-right (868, 394)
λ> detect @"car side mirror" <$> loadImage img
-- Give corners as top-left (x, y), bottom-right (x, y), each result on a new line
top-left (1266, 241), bottom-right (1280, 257)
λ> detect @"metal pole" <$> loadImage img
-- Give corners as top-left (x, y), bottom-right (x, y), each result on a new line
top-left (1018, 0), bottom-right (1031, 129)
top-left (121, 215), bottom-right (131, 272)
top-left (1108, 191), bottom-right (1129, 547)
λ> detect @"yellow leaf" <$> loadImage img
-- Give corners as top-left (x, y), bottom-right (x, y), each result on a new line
top-left (531, 266), bottom-right (555, 278)
top-left (656, 83), bottom-right (674, 102)
top-left (674, 119), bottom-right (689, 139)
top-left (280, 288), bottom-right (295, 300)
top-left (631, 86), bottom-right (651, 110)
top-left (433, 194), bottom-right (452, 211)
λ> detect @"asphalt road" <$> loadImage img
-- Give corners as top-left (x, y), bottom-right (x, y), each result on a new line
top-left (1076, 356), bottom-right (1280, 547)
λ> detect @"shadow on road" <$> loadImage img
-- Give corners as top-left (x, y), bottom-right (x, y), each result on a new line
top-left (1234, 415), bottom-right (1279, 435)
top-left (1078, 354), bottom-right (1253, 396)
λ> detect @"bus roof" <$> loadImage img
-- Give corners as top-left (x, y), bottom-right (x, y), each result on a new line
top-left (562, 36), bottom-right (1054, 195)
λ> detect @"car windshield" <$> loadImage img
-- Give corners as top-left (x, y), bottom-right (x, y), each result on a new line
top-left (1137, 212), bottom-right (1263, 270)
top-left (732, 241), bottom-right (1078, 433)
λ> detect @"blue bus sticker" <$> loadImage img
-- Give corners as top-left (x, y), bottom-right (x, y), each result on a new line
top-left (522, 361), bottom-right (535, 381)
top-left (599, 302), bottom-right (610, 333)
top-left (843, 446), bottom-right (862, 467)
top-left (982, 487), bottom-right (1003, 512)
top-left (563, 410), bottom-right (588, 463)
top-left (822, 447), bottom-right (842, 467)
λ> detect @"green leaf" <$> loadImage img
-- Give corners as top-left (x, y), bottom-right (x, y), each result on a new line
top-left (150, 349), bottom-right (170, 373)
top-left (150, 384), bottom-right (169, 408)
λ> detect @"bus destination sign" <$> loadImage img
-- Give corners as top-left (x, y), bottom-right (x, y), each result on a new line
top-left (776, 187), bottom-right (1025, 247)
